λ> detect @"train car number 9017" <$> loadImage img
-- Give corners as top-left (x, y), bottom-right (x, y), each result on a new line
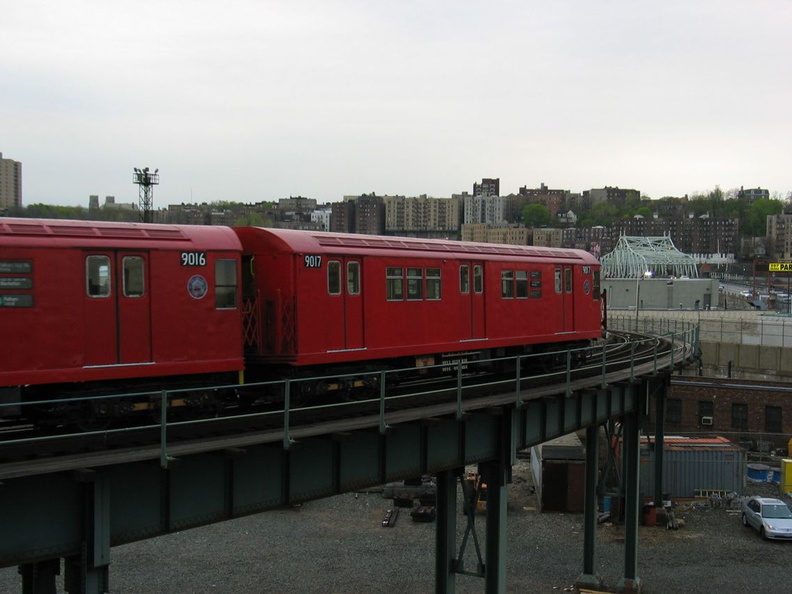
top-left (304, 255), bottom-right (322, 268)
top-left (181, 252), bottom-right (207, 266)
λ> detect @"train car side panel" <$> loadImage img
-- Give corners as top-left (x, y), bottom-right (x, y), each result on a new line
top-left (0, 219), bottom-right (245, 390)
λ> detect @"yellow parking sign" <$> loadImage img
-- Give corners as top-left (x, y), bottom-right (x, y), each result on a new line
top-left (769, 262), bottom-right (792, 272)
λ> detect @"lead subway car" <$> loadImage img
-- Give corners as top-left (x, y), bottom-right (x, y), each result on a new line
top-left (235, 228), bottom-right (602, 382)
top-left (0, 218), bottom-right (244, 424)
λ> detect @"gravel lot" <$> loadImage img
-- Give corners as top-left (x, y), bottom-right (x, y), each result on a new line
top-left (2, 457), bottom-right (791, 593)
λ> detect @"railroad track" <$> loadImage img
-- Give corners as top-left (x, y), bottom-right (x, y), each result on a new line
top-left (0, 331), bottom-right (691, 480)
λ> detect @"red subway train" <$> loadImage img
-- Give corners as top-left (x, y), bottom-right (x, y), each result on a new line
top-left (0, 217), bottom-right (603, 426)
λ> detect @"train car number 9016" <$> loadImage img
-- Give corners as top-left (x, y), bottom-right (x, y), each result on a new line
top-left (304, 255), bottom-right (322, 268)
top-left (181, 252), bottom-right (207, 266)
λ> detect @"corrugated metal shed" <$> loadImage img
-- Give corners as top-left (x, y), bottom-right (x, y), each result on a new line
top-left (640, 436), bottom-right (746, 499)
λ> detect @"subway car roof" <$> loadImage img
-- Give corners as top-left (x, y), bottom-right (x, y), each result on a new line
top-left (0, 218), bottom-right (242, 251)
top-left (234, 227), bottom-right (599, 264)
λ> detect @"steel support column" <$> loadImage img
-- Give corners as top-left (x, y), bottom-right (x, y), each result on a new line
top-left (19, 558), bottom-right (60, 594)
top-left (617, 390), bottom-right (643, 594)
top-left (64, 470), bottom-right (110, 594)
top-left (653, 384), bottom-right (665, 508)
top-left (576, 423), bottom-right (603, 591)
top-left (480, 458), bottom-right (508, 594)
top-left (435, 468), bottom-right (459, 594)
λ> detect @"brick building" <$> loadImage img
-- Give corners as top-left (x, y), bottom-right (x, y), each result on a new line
top-left (648, 377), bottom-right (791, 450)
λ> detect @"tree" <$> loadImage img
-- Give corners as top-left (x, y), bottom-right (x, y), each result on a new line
top-left (743, 198), bottom-right (783, 237)
top-left (578, 201), bottom-right (619, 227)
top-left (522, 203), bottom-right (552, 228)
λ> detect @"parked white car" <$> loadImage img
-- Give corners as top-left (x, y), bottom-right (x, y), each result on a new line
top-left (741, 496), bottom-right (792, 540)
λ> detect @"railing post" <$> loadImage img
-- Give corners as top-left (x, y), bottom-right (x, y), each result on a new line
top-left (283, 379), bottom-right (292, 450)
top-left (379, 370), bottom-right (388, 434)
top-left (601, 342), bottom-right (607, 389)
top-left (515, 355), bottom-right (523, 408)
top-left (629, 341), bottom-right (636, 382)
top-left (160, 390), bottom-right (168, 469)
top-left (566, 350), bottom-right (572, 397)
top-left (653, 338), bottom-right (658, 375)
top-left (456, 360), bottom-right (464, 420)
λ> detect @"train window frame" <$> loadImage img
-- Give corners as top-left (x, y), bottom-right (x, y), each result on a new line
top-left (554, 268), bottom-right (562, 294)
top-left (501, 270), bottom-right (514, 299)
top-left (86, 255), bottom-right (111, 298)
top-left (215, 259), bottom-right (238, 309)
top-left (407, 268), bottom-right (423, 301)
top-left (386, 267), bottom-right (403, 300)
top-left (122, 256), bottom-right (145, 298)
top-left (347, 261), bottom-right (360, 295)
top-left (516, 270), bottom-right (528, 299)
top-left (565, 268), bottom-right (573, 293)
top-left (473, 265), bottom-right (483, 294)
top-left (460, 265), bottom-right (470, 294)
top-left (426, 268), bottom-right (441, 300)
top-left (328, 261), bottom-right (341, 296)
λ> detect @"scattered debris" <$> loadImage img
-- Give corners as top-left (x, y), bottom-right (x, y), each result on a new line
top-left (382, 508), bottom-right (399, 528)
top-left (410, 506), bottom-right (436, 523)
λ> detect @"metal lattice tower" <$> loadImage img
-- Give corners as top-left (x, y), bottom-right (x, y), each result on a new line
top-left (600, 235), bottom-right (698, 279)
top-left (132, 167), bottom-right (159, 223)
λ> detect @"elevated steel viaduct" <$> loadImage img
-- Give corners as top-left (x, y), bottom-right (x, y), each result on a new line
top-left (0, 319), bottom-right (696, 593)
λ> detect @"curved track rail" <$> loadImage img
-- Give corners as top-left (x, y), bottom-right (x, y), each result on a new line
top-left (0, 323), bottom-right (697, 480)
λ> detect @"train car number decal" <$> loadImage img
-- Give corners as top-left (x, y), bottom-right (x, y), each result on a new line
top-left (181, 252), bottom-right (207, 266)
top-left (187, 275), bottom-right (208, 299)
top-left (304, 255), bottom-right (322, 268)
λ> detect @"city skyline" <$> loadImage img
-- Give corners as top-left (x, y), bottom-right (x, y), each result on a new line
top-left (2, 2), bottom-right (791, 207)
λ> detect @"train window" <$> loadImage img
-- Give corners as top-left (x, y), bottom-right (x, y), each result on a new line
top-left (593, 270), bottom-right (601, 300)
top-left (347, 261), bottom-right (360, 295)
top-left (473, 266), bottom-right (483, 293)
top-left (516, 270), bottom-right (528, 299)
top-left (501, 270), bottom-right (514, 298)
top-left (386, 267), bottom-right (403, 300)
top-left (328, 261), bottom-right (341, 295)
top-left (215, 259), bottom-right (238, 309)
top-left (86, 256), bottom-right (111, 298)
top-left (565, 268), bottom-right (573, 293)
top-left (123, 256), bottom-right (144, 298)
top-left (407, 268), bottom-right (423, 300)
top-left (554, 268), bottom-right (562, 294)
top-left (426, 268), bottom-right (441, 300)
top-left (460, 265), bottom-right (470, 294)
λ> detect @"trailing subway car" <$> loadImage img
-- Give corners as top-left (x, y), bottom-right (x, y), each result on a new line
top-left (0, 218), bottom-right (602, 425)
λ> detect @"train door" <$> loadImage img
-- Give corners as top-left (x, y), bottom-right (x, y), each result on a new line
top-left (460, 262), bottom-right (485, 340)
top-left (556, 265), bottom-right (574, 332)
top-left (325, 258), bottom-right (364, 351)
top-left (84, 251), bottom-right (152, 366)
top-left (344, 260), bottom-right (364, 349)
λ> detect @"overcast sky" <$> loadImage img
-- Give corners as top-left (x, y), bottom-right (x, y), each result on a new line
top-left (2, 1), bottom-right (791, 208)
